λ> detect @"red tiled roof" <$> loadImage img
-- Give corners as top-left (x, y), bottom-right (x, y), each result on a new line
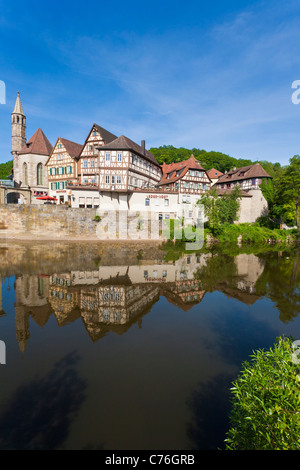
top-left (217, 163), bottom-right (272, 184)
top-left (59, 137), bottom-right (83, 159)
top-left (207, 168), bottom-right (224, 179)
top-left (158, 155), bottom-right (207, 185)
top-left (19, 128), bottom-right (53, 156)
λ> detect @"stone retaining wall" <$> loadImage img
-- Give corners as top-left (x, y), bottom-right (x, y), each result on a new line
top-left (0, 204), bottom-right (99, 240)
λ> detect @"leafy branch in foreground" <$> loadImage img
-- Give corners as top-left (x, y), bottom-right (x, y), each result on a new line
top-left (225, 336), bottom-right (300, 450)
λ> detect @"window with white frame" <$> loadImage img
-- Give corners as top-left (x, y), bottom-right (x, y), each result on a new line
top-left (83, 160), bottom-right (87, 168)
top-left (105, 175), bottom-right (110, 184)
top-left (164, 199), bottom-right (169, 206)
top-left (106, 153), bottom-right (111, 162)
top-left (117, 175), bottom-right (121, 184)
top-left (117, 153), bottom-right (122, 162)
top-left (91, 160), bottom-right (95, 168)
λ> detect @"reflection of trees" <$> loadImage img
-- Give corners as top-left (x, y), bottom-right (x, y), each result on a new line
top-left (193, 253), bottom-right (238, 291)
top-left (255, 250), bottom-right (300, 323)
top-left (0, 352), bottom-right (87, 450)
top-left (187, 374), bottom-right (233, 450)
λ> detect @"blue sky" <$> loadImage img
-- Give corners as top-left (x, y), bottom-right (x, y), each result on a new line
top-left (1, 0), bottom-right (300, 165)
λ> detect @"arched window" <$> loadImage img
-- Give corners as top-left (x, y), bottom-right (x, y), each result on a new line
top-left (23, 163), bottom-right (28, 185)
top-left (37, 163), bottom-right (43, 186)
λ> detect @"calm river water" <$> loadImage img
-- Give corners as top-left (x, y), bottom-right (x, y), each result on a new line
top-left (0, 241), bottom-right (299, 450)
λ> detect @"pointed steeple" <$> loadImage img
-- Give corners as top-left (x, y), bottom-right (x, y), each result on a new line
top-left (11, 92), bottom-right (27, 164)
top-left (12, 91), bottom-right (25, 116)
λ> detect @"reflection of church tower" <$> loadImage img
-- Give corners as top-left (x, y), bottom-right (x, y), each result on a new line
top-left (11, 92), bottom-right (26, 184)
top-left (15, 305), bottom-right (30, 356)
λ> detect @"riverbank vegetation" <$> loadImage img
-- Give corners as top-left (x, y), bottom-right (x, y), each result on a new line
top-left (225, 336), bottom-right (300, 450)
top-left (205, 223), bottom-right (299, 246)
top-left (159, 218), bottom-right (299, 263)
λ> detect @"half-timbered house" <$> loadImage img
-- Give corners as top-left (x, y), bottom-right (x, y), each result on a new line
top-left (79, 124), bottom-right (118, 186)
top-left (96, 135), bottom-right (162, 191)
top-left (158, 155), bottom-right (212, 203)
top-left (47, 137), bottom-right (83, 205)
top-left (216, 163), bottom-right (272, 191)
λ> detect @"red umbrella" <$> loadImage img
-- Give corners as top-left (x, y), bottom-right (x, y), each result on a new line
top-left (36, 196), bottom-right (57, 201)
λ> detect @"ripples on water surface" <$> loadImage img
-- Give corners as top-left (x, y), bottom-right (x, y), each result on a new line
top-left (0, 241), bottom-right (299, 450)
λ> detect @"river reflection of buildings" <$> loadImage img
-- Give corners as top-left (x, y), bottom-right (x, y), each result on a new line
top-left (13, 253), bottom-right (265, 352)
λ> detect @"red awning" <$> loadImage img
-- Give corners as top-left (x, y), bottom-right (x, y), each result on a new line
top-left (36, 196), bottom-right (58, 201)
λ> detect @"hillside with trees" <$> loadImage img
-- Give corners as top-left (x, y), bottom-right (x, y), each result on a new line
top-left (149, 145), bottom-right (282, 178)
top-left (0, 160), bottom-right (13, 180)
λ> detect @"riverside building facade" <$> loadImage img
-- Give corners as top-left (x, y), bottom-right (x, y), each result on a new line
top-left (47, 137), bottom-right (83, 204)
top-left (6, 91), bottom-right (272, 226)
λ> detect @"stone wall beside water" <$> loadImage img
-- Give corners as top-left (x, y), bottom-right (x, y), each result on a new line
top-left (0, 204), bottom-right (99, 240)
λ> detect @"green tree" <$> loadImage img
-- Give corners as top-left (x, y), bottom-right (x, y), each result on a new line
top-left (218, 186), bottom-right (242, 224)
top-left (198, 187), bottom-right (221, 233)
top-left (198, 186), bottom-right (241, 232)
top-left (278, 156), bottom-right (300, 229)
top-left (0, 160), bottom-right (13, 180)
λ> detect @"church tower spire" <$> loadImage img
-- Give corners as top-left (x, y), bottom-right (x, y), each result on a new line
top-left (12, 92), bottom-right (26, 183)
top-left (12, 92), bottom-right (26, 153)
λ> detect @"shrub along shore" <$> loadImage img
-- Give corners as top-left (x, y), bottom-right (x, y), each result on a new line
top-left (204, 223), bottom-right (299, 247)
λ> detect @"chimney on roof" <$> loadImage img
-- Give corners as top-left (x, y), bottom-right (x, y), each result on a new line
top-left (141, 140), bottom-right (146, 155)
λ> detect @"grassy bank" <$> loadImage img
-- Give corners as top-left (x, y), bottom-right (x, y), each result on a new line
top-left (205, 223), bottom-right (299, 247)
